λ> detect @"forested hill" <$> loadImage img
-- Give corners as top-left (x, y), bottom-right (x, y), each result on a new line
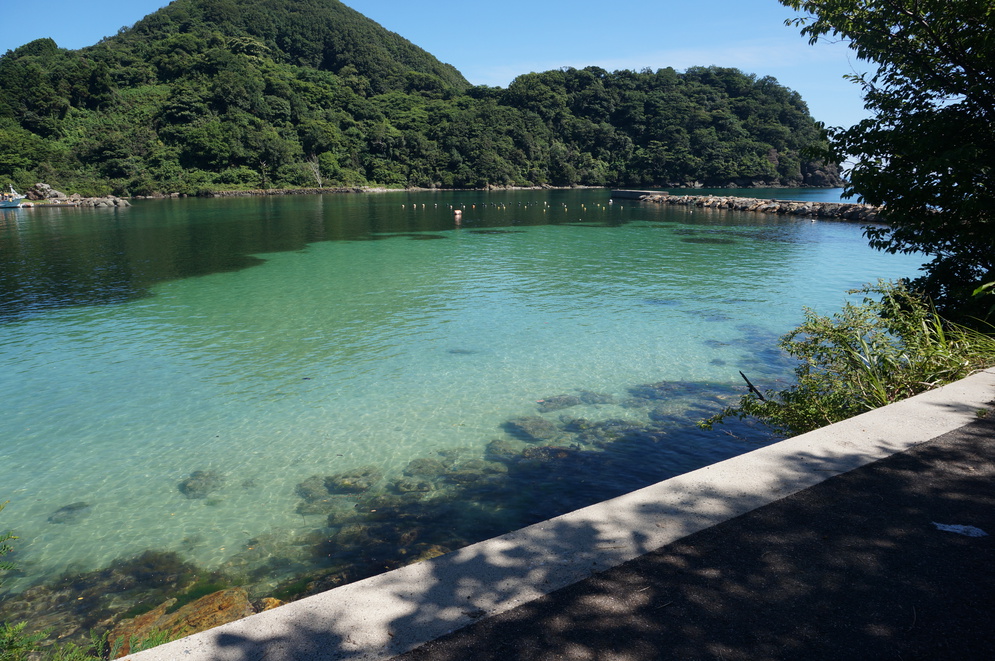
top-left (123, 0), bottom-right (470, 92)
top-left (0, 0), bottom-right (841, 196)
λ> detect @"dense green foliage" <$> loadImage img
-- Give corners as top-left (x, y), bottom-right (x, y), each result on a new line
top-left (0, 625), bottom-right (112, 661)
top-left (780, 0), bottom-right (995, 316)
top-left (0, 0), bottom-right (837, 196)
top-left (702, 282), bottom-right (995, 436)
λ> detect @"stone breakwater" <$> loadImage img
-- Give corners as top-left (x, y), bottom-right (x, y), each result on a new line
top-left (639, 193), bottom-right (882, 222)
top-left (33, 194), bottom-right (131, 208)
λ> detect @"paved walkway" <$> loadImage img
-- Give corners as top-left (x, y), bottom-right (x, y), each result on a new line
top-left (131, 370), bottom-right (995, 661)
top-left (395, 412), bottom-right (995, 660)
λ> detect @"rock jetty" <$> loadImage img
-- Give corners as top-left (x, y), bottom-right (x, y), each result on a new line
top-left (637, 192), bottom-right (881, 222)
top-left (23, 183), bottom-right (131, 208)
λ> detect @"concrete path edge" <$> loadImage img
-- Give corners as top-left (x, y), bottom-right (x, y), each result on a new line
top-left (130, 368), bottom-right (995, 661)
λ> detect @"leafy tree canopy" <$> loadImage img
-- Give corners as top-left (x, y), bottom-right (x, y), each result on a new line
top-left (781, 0), bottom-right (995, 314)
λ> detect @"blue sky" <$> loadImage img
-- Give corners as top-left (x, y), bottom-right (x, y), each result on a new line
top-left (1, 0), bottom-right (870, 129)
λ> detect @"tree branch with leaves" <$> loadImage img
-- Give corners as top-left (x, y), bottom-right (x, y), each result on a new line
top-left (781, 0), bottom-right (995, 317)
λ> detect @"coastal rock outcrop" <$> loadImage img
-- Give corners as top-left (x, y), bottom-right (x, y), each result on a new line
top-left (25, 183), bottom-right (67, 200)
top-left (22, 183), bottom-right (131, 207)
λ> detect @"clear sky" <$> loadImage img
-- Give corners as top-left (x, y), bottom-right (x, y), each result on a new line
top-left (1, 0), bottom-right (870, 129)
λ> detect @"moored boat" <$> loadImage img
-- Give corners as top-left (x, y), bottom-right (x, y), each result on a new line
top-left (1, 185), bottom-right (26, 208)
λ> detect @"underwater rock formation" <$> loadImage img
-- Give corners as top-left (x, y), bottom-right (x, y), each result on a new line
top-left (403, 457), bottom-right (446, 477)
top-left (109, 587), bottom-right (254, 657)
top-left (536, 394), bottom-right (582, 412)
top-left (392, 478), bottom-right (435, 493)
top-left (444, 458), bottom-right (508, 485)
top-left (485, 438), bottom-right (523, 461)
top-left (47, 502), bottom-right (92, 524)
top-left (578, 391), bottom-right (615, 405)
top-left (295, 498), bottom-right (342, 516)
top-left (178, 471), bottom-right (226, 499)
top-left (504, 415), bottom-right (560, 441)
top-left (325, 466), bottom-right (382, 494)
top-left (562, 418), bottom-right (644, 447)
top-left (521, 446), bottom-right (578, 462)
top-left (293, 475), bottom-right (351, 516)
top-left (295, 475), bottom-right (329, 501)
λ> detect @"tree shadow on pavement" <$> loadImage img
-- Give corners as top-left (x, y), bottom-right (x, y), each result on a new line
top-left (391, 414), bottom-right (995, 661)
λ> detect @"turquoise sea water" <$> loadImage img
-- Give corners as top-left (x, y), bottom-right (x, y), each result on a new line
top-left (0, 189), bottom-right (921, 599)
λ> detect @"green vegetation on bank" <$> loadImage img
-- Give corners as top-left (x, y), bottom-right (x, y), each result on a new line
top-left (702, 282), bottom-right (995, 435)
top-left (709, 1), bottom-right (995, 434)
top-left (0, 0), bottom-right (838, 197)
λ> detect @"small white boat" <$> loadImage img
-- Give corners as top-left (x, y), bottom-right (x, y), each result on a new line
top-left (1, 185), bottom-right (26, 208)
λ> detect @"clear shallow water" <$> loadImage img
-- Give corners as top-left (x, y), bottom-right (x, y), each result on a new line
top-left (0, 189), bottom-right (921, 598)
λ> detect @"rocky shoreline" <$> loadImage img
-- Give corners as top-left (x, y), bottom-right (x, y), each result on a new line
top-left (203, 184), bottom-right (587, 197)
top-left (18, 183), bottom-right (856, 206)
top-left (33, 195), bottom-right (132, 208)
top-left (636, 192), bottom-right (882, 222)
top-left (20, 183), bottom-right (131, 208)
top-left (204, 186), bottom-right (369, 197)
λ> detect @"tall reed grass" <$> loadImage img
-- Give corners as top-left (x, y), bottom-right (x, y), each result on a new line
top-left (702, 282), bottom-right (995, 435)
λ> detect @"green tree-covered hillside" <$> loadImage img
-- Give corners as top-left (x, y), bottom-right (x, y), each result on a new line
top-left (0, 0), bottom-right (839, 196)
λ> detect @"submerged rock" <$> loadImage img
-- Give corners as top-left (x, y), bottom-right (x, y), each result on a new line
top-left (256, 597), bottom-right (284, 612)
top-left (571, 419), bottom-right (644, 447)
top-left (578, 391), bottom-right (615, 405)
top-left (325, 466), bottom-right (382, 494)
top-left (109, 588), bottom-right (255, 657)
top-left (295, 499), bottom-right (341, 516)
top-left (436, 448), bottom-right (474, 469)
top-left (393, 478), bottom-right (435, 494)
top-left (444, 466), bottom-right (486, 486)
top-left (403, 457), bottom-right (446, 477)
top-left (47, 502), bottom-right (92, 524)
top-left (485, 438), bottom-right (522, 461)
top-left (562, 418), bottom-right (593, 432)
top-left (504, 415), bottom-right (559, 441)
top-left (536, 394), bottom-right (582, 412)
top-left (178, 471), bottom-right (225, 499)
top-left (295, 475), bottom-right (330, 501)
top-left (333, 523), bottom-right (390, 548)
top-left (521, 446), bottom-right (578, 462)
top-left (629, 380), bottom-right (716, 401)
top-left (411, 544), bottom-right (450, 563)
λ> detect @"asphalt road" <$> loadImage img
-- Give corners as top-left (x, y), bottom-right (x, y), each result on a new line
top-left (395, 414), bottom-right (995, 661)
